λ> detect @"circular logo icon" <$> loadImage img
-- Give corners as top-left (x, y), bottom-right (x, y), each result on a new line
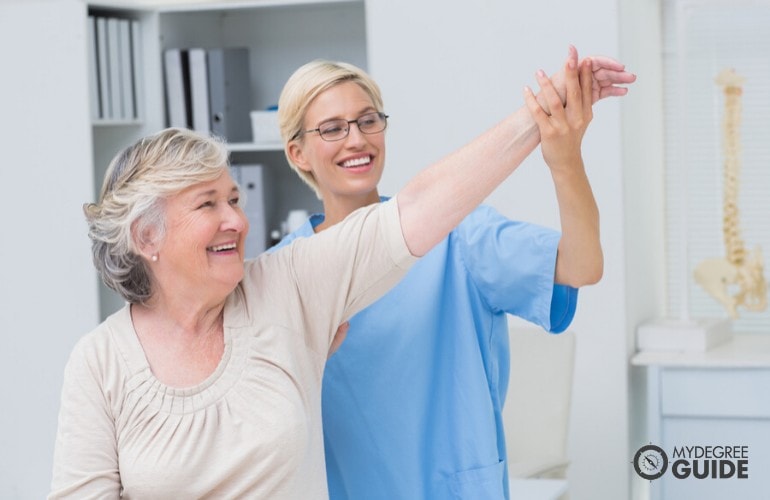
top-left (633, 444), bottom-right (668, 480)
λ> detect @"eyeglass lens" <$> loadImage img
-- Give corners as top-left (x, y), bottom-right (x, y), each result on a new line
top-left (318, 112), bottom-right (387, 141)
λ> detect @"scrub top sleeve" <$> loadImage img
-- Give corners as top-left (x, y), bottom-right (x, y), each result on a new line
top-left (549, 282), bottom-right (578, 333)
top-left (456, 205), bottom-right (577, 332)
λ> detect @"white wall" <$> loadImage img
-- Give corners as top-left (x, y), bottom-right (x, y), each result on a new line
top-left (366, 1), bottom-right (631, 499)
top-left (0, 1), bottom-right (100, 498)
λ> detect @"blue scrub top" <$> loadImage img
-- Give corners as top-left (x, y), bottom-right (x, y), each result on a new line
top-left (271, 200), bottom-right (577, 500)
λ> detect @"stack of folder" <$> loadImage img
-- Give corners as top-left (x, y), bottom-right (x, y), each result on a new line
top-left (87, 14), bottom-right (142, 122)
top-left (163, 47), bottom-right (253, 142)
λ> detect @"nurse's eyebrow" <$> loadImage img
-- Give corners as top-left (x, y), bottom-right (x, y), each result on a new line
top-left (317, 105), bottom-right (378, 124)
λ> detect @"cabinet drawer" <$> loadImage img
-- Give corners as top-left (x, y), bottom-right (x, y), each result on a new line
top-left (660, 417), bottom-right (770, 500)
top-left (660, 368), bottom-right (770, 418)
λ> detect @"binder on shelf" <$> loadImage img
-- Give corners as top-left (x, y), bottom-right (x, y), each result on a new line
top-left (231, 164), bottom-right (267, 258)
top-left (188, 48), bottom-right (211, 134)
top-left (163, 48), bottom-right (191, 128)
top-left (131, 20), bottom-right (143, 121)
top-left (106, 17), bottom-right (122, 120)
top-left (88, 14), bottom-right (142, 123)
top-left (95, 16), bottom-right (110, 119)
top-left (87, 16), bottom-right (100, 120)
top-left (207, 47), bottom-right (252, 142)
top-left (118, 19), bottom-right (134, 120)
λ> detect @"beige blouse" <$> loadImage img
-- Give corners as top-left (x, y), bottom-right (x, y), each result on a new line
top-left (49, 198), bottom-right (415, 499)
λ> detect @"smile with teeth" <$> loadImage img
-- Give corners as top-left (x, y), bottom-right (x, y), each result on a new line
top-left (340, 156), bottom-right (371, 168)
top-left (207, 242), bottom-right (237, 252)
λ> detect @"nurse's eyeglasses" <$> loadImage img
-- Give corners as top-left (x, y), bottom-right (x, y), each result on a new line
top-left (295, 112), bottom-right (389, 142)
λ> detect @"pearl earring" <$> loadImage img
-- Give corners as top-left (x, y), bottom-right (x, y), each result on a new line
top-left (151, 254), bottom-right (158, 262)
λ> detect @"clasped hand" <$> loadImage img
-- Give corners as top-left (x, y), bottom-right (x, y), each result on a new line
top-left (524, 45), bottom-right (635, 173)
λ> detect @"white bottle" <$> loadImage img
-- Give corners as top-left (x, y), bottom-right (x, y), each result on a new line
top-left (285, 209), bottom-right (309, 234)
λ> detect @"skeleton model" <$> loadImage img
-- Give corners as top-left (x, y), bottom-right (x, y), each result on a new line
top-left (693, 68), bottom-right (767, 318)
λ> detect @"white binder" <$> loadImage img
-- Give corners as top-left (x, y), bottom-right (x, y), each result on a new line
top-left (163, 48), bottom-right (189, 128)
top-left (95, 17), bottom-right (110, 119)
top-left (188, 48), bottom-right (211, 134)
top-left (86, 16), bottom-right (100, 119)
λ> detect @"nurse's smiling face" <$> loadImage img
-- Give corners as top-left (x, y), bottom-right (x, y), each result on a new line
top-left (287, 81), bottom-right (386, 204)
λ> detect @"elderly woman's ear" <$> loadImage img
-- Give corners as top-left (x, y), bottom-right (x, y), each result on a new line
top-left (131, 219), bottom-right (160, 262)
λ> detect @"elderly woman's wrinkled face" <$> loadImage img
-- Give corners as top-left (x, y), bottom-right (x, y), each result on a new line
top-left (154, 171), bottom-right (248, 300)
top-left (290, 81), bottom-right (385, 203)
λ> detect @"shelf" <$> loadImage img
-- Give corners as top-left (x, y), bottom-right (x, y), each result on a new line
top-left (90, 0), bottom-right (361, 13)
top-left (227, 142), bottom-right (284, 153)
top-left (92, 119), bottom-right (143, 127)
top-left (631, 333), bottom-right (770, 368)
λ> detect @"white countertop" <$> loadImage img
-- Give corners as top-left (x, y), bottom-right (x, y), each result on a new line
top-left (631, 333), bottom-right (770, 368)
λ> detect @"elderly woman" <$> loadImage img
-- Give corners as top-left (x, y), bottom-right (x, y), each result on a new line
top-left (50, 47), bottom-right (628, 498)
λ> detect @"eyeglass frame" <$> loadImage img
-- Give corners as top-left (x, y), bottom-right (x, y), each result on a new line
top-left (292, 111), bottom-right (389, 142)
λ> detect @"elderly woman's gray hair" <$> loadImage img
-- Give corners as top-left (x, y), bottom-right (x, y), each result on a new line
top-left (84, 128), bottom-right (230, 303)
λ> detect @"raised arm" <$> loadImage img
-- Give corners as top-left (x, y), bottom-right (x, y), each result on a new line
top-left (526, 56), bottom-right (603, 287)
top-left (397, 47), bottom-right (631, 257)
top-left (397, 95), bottom-right (540, 257)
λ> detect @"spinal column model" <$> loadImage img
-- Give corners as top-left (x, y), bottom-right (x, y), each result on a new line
top-left (693, 68), bottom-right (767, 318)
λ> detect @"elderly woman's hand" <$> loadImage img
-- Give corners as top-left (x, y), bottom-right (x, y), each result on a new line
top-left (537, 45), bottom-right (636, 114)
top-left (583, 54), bottom-right (637, 102)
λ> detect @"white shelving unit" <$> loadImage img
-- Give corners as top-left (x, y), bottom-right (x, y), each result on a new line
top-left (86, 0), bottom-right (367, 319)
top-left (227, 142), bottom-right (283, 152)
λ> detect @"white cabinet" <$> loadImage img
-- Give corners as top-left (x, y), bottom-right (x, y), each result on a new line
top-left (632, 336), bottom-right (770, 500)
top-left (86, 0), bottom-right (368, 318)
